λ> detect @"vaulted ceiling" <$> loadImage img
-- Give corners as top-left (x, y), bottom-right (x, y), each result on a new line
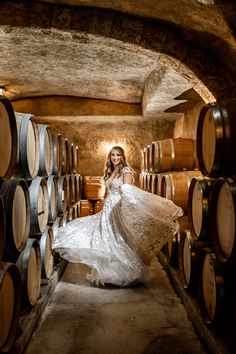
top-left (1, 0), bottom-right (236, 117)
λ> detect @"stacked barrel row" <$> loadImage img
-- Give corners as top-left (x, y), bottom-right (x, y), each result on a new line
top-left (140, 138), bottom-right (201, 213)
top-left (162, 99), bottom-right (236, 351)
top-left (80, 176), bottom-right (106, 217)
top-left (0, 96), bottom-right (81, 353)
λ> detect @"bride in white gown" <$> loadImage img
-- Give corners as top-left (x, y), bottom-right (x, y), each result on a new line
top-left (52, 146), bottom-right (183, 287)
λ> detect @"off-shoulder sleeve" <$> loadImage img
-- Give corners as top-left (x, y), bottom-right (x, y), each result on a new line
top-left (122, 166), bottom-right (133, 175)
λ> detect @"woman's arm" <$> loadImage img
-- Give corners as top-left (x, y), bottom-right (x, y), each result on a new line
top-left (123, 172), bottom-right (133, 185)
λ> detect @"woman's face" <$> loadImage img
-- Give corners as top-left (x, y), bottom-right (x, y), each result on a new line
top-left (110, 149), bottom-right (122, 166)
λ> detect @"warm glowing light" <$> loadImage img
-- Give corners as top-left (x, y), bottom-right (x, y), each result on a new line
top-left (101, 141), bottom-right (128, 155)
top-left (0, 86), bottom-right (6, 96)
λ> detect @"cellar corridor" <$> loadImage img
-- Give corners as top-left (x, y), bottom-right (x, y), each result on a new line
top-left (23, 260), bottom-right (206, 354)
top-left (2, 2), bottom-right (236, 354)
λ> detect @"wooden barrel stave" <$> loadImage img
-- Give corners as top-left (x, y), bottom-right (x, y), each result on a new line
top-left (52, 133), bottom-right (62, 176)
top-left (146, 144), bottom-right (152, 173)
top-left (151, 141), bottom-right (160, 173)
top-left (0, 98), bottom-right (17, 181)
top-left (46, 175), bottom-right (58, 224)
top-left (195, 248), bottom-right (225, 326)
top-left (57, 175), bottom-right (68, 215)
top-left (0, 178), bottom-right (30, 262)
top-left (161, 170), bottom-right (202, 212)
top-left (162, 233), bottom-right (179, 268)
top-left (0, 262), bottom-right (21, 352)
top-left (14, 113), bottom-right (40, 179)
top-left (17, 238), bottom-right (41, 307)
top-left (74, 174), bottom-right (81, 202)
top-left (178, 230), bottom-right (208, 291)
top-left (188, 177), bottom-right (215, 241)
top-left (61, 138), bottom-right (70, 175)
top-left (28, 176), bottom-right (49, 236)
top-left (38, 124), bottom-right (53, 177)
top-left (197, 100), bottom-right (236, 177)
top-left (153, 138), bottom-right (197, 173)
top-left (209, 176), bottom-right (236, 263)
top-left (39, 226), bottom-right (54, 280)
top-left (143, 148), bottom-right (147, 173)
top-left (74, 146), bottom-right (79, 174)
top-left (66, 175), bottom-right (75, 209)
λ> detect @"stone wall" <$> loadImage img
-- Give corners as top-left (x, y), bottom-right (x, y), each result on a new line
top-left (35, 115), bottom-right (175, 184)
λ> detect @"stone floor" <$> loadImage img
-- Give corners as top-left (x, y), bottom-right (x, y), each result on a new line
top-left (24, 259), bottom-right (207, 354)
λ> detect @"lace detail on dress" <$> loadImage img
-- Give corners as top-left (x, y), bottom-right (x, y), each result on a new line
top-left (52, 168), bottom-right (183, 287)
top-left (121, 166), bottom-right (132, 174)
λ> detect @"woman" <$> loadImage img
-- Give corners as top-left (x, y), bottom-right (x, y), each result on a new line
top-left (53, 146), bottom-right (183, 287)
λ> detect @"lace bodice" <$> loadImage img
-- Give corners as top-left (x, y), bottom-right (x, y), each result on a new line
top-left (53, 166), bottom-right (183, 287)
top-left (105, 166), bottom-right (132, 196)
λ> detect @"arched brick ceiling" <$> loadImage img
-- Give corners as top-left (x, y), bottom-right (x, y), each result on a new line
top-left (1, 1), bottom-right (236, 116)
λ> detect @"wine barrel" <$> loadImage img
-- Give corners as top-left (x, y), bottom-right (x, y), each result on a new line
top-left (93, 199), bottom-right (104, 214)
top-left (162, 234), bottom-right (179, 268)
top-left (80, 200), bottom-right (93, 217)
top-left (61, 138), bottom-right (70, 175)
top-left (209, 176), bottom-right (236, 263)
top-left (0, 262), bottom-right (21, 353)
top-left (0, 97), bottom-right (17, 181)
top-left (38, 124), bottom-right (53, 177)
top-left (83, 176), bottom-right (106, 199)
top-left (0, 197), bottom-right (5, 262)
top-left (197, 99), bottom-right (236, 177)
top-left (151, 174), bottom-right (158, 195)
top-left (143, 148), bottom-right (147, 173)
top-left (74, 201), bottom-right (80, 218)
top-left (74, 174), bottom-right (81, 202)
top-left (39, 226), bottom-right (54, 279)
top-left (46, 175), bottom-right (58, 224)
top-left (178, 215), bottom-right (192, 232)
top-left (141, 149), bottom-right (145, 173)
top-left (14, 113), bottom-right (39, 179)
top-left (178, 230), bottom-right (206, 290)
top-left (70, 144), bottom-right (79, 174)
top-left (161, 170), bottom-right (202, 212)
top-left (146, 144), bottom-right (152, 173)
top-left (74, 146), bottom-right (79, 174)
top-left (139, 173), bottom-right (145, 190)
top-left (52, 133), bottom-right (62, 176)
top-left (28, 176), bottom-right (49, 236)
top-left (68, 205), bottom-right (77, 222)
top-left (156, 138), bottom-right (197, 173)
top-left (196, 248), bottom-right (225, 326)
top-left (151, 141), bottom-right (159, 174)
top-left (145, 174), bottom-right (152, 193)
top-left (66, 174), bottom-right (75, 209)
top-left (188, 177), bottom-right (215, 241)
top-left (156, 173), bottom-right (165, 196)
top-left (17, 238), bottom-right (41, 307)
top-left (61, 212), bottom-right (69, 226)
top-left (142, 173), bottom-right (147, 191)
top-left (57, 175), bottom-right (68, 215)
top-left (1, 178), bottom-right (30, 262)
top-left (51, 217), bottom-right (60, 240)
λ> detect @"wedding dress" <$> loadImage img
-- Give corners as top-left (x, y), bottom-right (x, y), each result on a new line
top-left (52, 167), bottom-right (183, 287)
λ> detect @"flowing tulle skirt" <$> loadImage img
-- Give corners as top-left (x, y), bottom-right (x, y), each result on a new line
top-left (52, 184), bottom-right (183, 286)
